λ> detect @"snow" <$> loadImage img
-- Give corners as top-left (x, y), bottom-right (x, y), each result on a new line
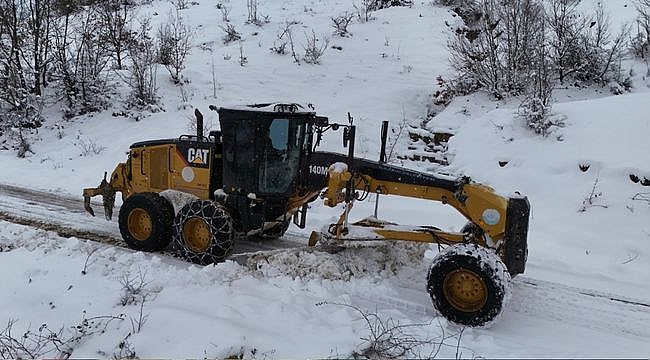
top-left (1, 0), bottom-right (650, 358)
top-left (160, 189), bottom-right (199, 214)
top-left (219, 103), bottom-right (315, 114)
top-left (328, 161), bottom-right (348, 173)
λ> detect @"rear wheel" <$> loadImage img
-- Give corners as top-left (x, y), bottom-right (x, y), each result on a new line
top-left (172, 200), bottom-right (234, 265)
top-left (118, 192), bottom-right (174, 252)
top-left (427, 243), bottom-right (511, 327)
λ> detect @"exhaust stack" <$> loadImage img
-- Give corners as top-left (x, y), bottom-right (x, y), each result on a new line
top-left (194, 108), bottom-right (204, 139)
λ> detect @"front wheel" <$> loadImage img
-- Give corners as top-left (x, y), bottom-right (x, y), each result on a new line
top-left (427, 244), bottom-right (511, 327)
top-left (118, 192), bottom-right (174, 252)
top-left (172, 200), bottom-right (234, 265)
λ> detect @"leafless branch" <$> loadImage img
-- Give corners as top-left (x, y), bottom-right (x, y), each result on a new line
top-left (318, 301), bottom-right (476, 359)
top-left (81, 247), bottom-right (99, 275)
top-left (217, 3), bottom-right (231, 22)
top-left (331, 11), bottom-right (354, 37)
top-left (621, 252), bottom-right (640, 265)
top-left (632, 192), bottom-right (650, 205)
top-left (119, 268), bottom-right (151, 307)
top-left (386, 107), bottom-right (408, 162)
top-left (302, 30), bottom-right (329, 64)
top-left (220, 23), bottom-right (241, 44)
top-left (0, 312), bottom-right (124, 359)
top-left (579, 175), bottom-right (608, 212)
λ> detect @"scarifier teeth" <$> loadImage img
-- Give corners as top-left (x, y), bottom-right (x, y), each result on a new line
top-left (84, 196), bottom-right (95, 217)
top-left (83, 172), bottom-right (116, 220)
top-left (101, 182), bottom-right (116, 221)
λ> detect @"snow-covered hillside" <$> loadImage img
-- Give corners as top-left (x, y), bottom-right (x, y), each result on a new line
top-left (1, 0), bottom-right (649, 358)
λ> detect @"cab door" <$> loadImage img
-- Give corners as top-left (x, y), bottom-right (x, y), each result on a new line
top-left (147, 146), bottom-right (171, 191)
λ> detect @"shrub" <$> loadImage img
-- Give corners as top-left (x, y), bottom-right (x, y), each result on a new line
top-left (157, 10), bottom-right (193, 83)
top-left (302, 30), bottom-right (330, 64)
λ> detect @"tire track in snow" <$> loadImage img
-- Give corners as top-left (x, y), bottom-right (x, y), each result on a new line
top-left (382, 271), bottom-right (650, 338)
top-left (510, 276), bottom-right (650, 339)
top-left (0, 183), bottom-right (305, 255)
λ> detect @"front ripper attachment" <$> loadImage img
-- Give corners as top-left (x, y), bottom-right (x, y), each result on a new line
top-left (83, 172), bottom-right (116, 220)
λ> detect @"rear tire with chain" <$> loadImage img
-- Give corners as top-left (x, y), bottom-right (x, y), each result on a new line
top-left (118, 192), bottom-right (174, 252)
top-left (172, 200), bottom-right (234, 265)
top-left (427, 243), bottom-right (511, 327)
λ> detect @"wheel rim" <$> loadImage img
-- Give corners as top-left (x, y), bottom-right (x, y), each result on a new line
top-left (443, 268), bottom-right (488, 312)
top-left (183, 217), bottom-right (212, 252)
top-left (128, 208), bottom-right (153, 241)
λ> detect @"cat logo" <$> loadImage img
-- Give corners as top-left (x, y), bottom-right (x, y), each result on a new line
top-left (187, 148), bottom-right (210, 166)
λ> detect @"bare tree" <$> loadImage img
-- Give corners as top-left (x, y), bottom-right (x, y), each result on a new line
top-left (448, 0), bottom-right (506, 98)
top-left (546, 0), bottom-right (587, 84)
top-left (636, 0), bottom-right (650, 56)
top-left (97, 0), bottom-right (134, 70)
top-left (634, 0), bottom-right (650, 73)
top-left (157, 9), bottom-right (192, 83)
top-left (0, 0), bottom-right (53, 99)
top-left (372, 0), bottom-right (412, 9)
top-left (173, 0), bottom-right (190, 10)
top-left (246, 0), bottom-right (259, 24)
top-left (0, 0), bottom-right (46, 161)
top-left (354, 0), bottom-right (375, 23)
top-left (578, 3), bottom-right (630, 84)
top-left (52, 6), bottom-right (110, 118)
top-left (0, 0), bottom-right (30, 110)
top-left (498, 0), bottom-right (546, 93)
top-left (520, 14), bottom-right (556, 136)
top-left (0, 0), bottom-right (51, 121)
top-left (127, 18), bottom-right (158, 108)
top-left (447, 0), bottom-right (630, 97)
top-left (28, 0), bottom-right (53, 95)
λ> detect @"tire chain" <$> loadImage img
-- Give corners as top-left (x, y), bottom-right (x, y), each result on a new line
top-left (172, 200), bottom-right (234, 265)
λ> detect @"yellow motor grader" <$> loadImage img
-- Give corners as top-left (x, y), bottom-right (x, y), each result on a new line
top-left (84, 103), bottom-right (530, 326)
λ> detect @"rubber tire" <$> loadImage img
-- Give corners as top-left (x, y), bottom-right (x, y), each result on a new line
top-left (118, 192), bottom-right (174, 252)
top-left (427, 243), bottom-right (511, 327)
top-left (172, 200), bottom-right (234, 265)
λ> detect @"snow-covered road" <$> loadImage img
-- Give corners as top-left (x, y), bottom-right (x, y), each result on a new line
top-left (1, 183), bottom-right (648, 358)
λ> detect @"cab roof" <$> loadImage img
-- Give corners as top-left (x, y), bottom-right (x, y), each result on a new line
top-left (217, 103), bottom-right (316, 116)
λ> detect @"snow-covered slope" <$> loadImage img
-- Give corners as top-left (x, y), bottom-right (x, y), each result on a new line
top-left (1, 0), bottom-right (649, 358)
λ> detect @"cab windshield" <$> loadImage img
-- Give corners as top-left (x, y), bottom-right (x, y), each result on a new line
top-left (258, 118), bottom-right (305, 194)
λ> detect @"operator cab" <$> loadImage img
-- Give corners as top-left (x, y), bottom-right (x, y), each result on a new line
top-left (216, 103), bottom-right (325, 233)
top-left (217, 103), bottom-right (319, 196)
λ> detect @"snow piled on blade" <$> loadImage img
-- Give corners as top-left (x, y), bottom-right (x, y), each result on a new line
top-left (243, 242), bottom-right (428, 281)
